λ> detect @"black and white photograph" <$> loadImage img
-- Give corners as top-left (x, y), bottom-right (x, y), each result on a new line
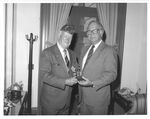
top-left (0, 0), bottom-right (148, 117)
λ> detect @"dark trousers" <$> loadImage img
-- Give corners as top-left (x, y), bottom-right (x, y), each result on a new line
top-left (41, 106), bottom-right (69, 115)
top-left (79, 103), bottom-right (108, 115)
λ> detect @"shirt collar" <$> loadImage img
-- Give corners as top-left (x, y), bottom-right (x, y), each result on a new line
top-left (57, 42), bottom-right (64, 53)
top-left (57, 42), bottom-right (70, 60)
top-left (93, 40), bottom-right (102, 52)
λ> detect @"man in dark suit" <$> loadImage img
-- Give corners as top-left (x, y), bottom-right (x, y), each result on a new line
top-left (78, 20), bottom-right (118, 115)
top-left (39, 24), bottom-right (78, 115)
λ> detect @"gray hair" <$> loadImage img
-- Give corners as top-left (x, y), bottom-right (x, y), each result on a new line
top-left (87, 20), bottom-right (104, 31)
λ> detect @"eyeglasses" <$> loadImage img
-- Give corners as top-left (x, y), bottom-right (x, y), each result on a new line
top-left (86, 29), bottom-right (100, 36)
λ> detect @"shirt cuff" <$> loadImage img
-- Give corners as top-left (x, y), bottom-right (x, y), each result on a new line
top-left (91, 81), bottom-right (95, 88)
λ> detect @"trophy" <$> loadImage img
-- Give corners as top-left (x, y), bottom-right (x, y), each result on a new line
top-left (75, 66), bottom-right (85, 81)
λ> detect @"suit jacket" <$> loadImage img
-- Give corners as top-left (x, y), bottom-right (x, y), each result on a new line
top-left (39, 44), bottom-right (78, 114)
top-left (79, 41), bottom-right (118, 107)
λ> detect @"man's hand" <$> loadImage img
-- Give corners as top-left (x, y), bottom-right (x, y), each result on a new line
top-left (65, 77), bottom-right (78, 86)
top-left (78, 76), bottom-right (93, 87)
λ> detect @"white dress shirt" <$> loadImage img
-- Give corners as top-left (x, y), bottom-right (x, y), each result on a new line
top-left (57, 42), bottom-right (70, 66)
top-left (82, 40), bottom-right (102, 70)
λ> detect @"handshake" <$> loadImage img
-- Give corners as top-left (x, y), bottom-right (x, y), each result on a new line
top-left (65, 66), bottom-right (94, 87)
top-left (65, 67), bottom-right (86, 86)
top-left (65, 76), bottom-right (86, 86)
top-left (65, 76), bottom-right (93, 87)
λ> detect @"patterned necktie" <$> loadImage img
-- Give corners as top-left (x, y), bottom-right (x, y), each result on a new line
top-left (64, 49), bottom-right (70, 68)
top-left (84, 45), bottom-right (95, 67)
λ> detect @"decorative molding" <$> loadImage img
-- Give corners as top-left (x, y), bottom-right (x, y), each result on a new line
top-left (12, 3), bottom-right (17, 84)
top-left (4, 4), bottom-right (7, 90)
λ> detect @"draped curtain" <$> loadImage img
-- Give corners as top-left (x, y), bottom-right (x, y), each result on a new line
top-left (96, 3), bottom-right (118, 46)
top-left (40, 3), bottom-right (72, 49)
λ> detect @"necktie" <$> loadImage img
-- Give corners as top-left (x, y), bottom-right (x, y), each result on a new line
top-left (84, 45), bottom-right (95, 67)
top-left (64, 49), bottom-right (70, 68)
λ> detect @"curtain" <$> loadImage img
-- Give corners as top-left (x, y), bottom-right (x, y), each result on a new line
top-left (96, 3), bottom-right (118, 46)
top-left (40, 3), bottom-right (72, 49)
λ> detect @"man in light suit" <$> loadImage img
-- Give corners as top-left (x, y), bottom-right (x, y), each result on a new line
top-left (78, 20), bottom-right (118, 115)
top-left (39, 25), bottom-right (78, 115)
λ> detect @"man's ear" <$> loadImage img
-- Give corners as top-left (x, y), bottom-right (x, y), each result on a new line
top-left (99, 29), bottom-right (104, 37)
top-left (57, 31), bottom-right (62, 39)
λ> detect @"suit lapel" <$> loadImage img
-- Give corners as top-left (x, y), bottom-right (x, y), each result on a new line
top-left (68, 49), bottom-right (73, 69)
top-left (88, 41), bottom-right (106, 64)
top-left (82, 41), bottom-right (106, 71)
top-left (53, 44), bottom-right (68, 73)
